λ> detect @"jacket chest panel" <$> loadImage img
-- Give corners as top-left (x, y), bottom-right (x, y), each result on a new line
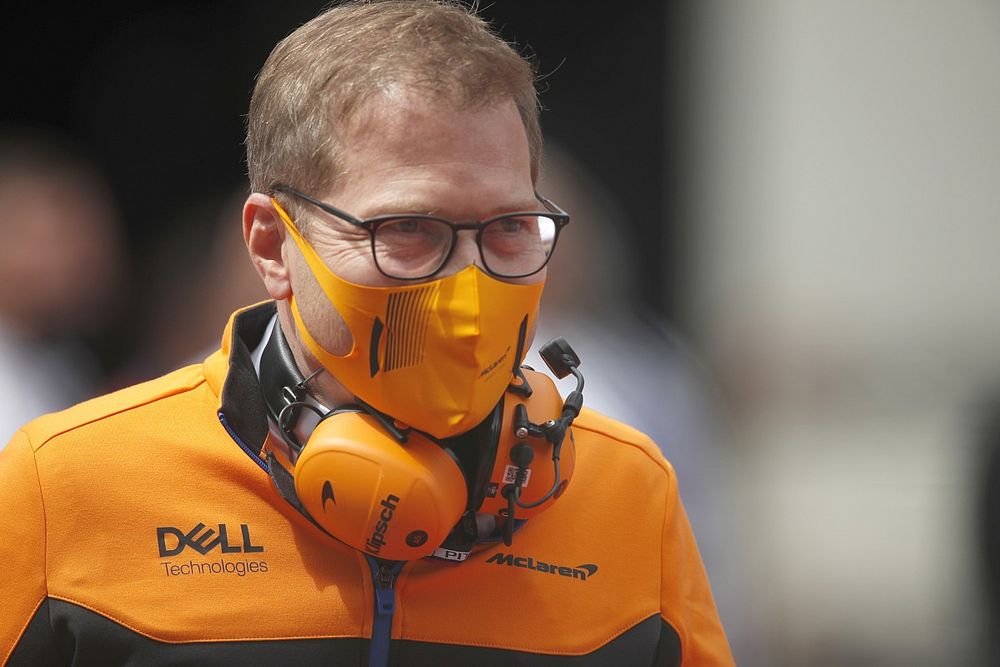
top-left (395, 532), bottom-right (661, 653)
top-left (42, 459), bottom-right (374, 643)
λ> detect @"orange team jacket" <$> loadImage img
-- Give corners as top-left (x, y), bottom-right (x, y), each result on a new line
top-left (0, 303), bottom-right (734, 666)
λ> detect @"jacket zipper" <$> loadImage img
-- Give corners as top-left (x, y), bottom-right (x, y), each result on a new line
top-left (220, 409), bottom-right (402, 665)
top-left (366, 556), bottom-right (404, 667)
top-left (217, 411), bottom-right (269, 472)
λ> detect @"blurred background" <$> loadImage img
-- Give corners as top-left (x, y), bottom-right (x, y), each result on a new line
top-left (3, 1), bottom-right (1000, 664)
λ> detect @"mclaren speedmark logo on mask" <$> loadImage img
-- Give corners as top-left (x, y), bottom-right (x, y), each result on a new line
top-left (485, 552), bottom-right (598, 581)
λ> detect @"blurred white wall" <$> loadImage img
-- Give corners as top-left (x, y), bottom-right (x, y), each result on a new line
top-left (682, 2), bottom-right (1000, 665)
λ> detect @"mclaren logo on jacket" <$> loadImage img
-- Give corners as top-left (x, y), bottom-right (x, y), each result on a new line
top-left (485, 552), bottom-right (598, 581)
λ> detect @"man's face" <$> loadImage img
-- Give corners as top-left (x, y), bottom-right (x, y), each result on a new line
top-left (284, 89), bottom-right (540, 399)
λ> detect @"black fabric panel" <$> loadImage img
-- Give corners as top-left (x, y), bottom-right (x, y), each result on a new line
top-left (45, 598), bottom-right (362, 666)
top-left (654, 617), bottom-right (682, 667)
top-left (443, 399), bottom-right (504, 512)
top-left (394, 613), bottom-right (664, 666)
top-left (219, 302), bottom-right (277, 457)
top-left (19, 601), bottom-right (677, 667)
top-left (266, 450), bottom-right (305, 513)
top-left (7, 599), bottom-right (63, 667)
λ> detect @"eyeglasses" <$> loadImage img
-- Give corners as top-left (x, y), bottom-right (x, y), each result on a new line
top-left (271, 184), bottom-right (570, 281)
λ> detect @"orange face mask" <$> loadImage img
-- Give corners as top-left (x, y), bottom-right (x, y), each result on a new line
top-left (273, 199), bottom-right (545, 439)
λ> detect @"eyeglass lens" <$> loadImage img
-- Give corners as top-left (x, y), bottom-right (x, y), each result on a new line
top-left (373, 214), bottom-right (559, 279)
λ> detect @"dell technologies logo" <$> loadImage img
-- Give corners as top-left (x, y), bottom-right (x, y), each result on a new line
top-left (486, 552), bottom-right (599, 582)
top-left (157, 523), bottom-right (268, 579)
top-left (157, 523), bottom-right (263, 557)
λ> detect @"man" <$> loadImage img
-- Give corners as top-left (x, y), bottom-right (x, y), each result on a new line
top-left (0, 1), bottom-right (733, 665)
top-left (0, 130), bottom-right (124, 444)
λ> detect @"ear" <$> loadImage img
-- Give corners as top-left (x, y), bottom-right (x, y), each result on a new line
top-left (244, 193), bottom-right (292, 300)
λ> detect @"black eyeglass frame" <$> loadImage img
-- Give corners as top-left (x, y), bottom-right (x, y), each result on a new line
top-left (271, 183), bottom-right (570, 281)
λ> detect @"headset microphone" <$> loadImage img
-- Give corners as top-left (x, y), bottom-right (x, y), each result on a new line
top-left (495, 337), bottom-right (584, 545)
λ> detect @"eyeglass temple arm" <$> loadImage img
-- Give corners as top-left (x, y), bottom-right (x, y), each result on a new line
top-left (271, 183), bottom-right (368, 229)
top-left (534, 191), bottom-right (569, 221)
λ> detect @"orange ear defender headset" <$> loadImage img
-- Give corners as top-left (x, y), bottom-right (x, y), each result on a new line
top-left (259, 322), bottom-right (585, 562)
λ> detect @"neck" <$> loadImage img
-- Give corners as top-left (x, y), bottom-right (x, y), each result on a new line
top-left (275, 301), bottom-right (354, 409)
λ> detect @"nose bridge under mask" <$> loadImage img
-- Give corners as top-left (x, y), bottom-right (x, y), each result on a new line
top-left (441, 229), bottom-right (482, 276)
top-left (435, 264), bottom-right (480, 343)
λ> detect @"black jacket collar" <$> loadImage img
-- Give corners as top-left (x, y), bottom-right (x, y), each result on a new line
top-left (217, 302), bottom-right (276, 459)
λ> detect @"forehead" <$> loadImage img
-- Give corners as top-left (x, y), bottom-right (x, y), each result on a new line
top-left (328, 88), bottom-right (535, 215)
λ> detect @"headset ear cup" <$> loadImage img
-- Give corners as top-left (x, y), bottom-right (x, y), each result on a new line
top-left (293, 411), bottom-right (467, 560)
top-left (478, 369), bottom-right (576, 519)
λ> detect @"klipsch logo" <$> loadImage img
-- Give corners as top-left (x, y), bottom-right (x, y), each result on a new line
top-left (364, 494), bottom-right (400, 554)
top-left (485, 552), bottom-right (598, 582)
top-left (156, 522), bottom-right (268, 578)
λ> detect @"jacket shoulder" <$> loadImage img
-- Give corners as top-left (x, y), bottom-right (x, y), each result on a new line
top-left (19, 364), bottom-right (208, 451)
top-left (571, 407), bottom-right (675, 477)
